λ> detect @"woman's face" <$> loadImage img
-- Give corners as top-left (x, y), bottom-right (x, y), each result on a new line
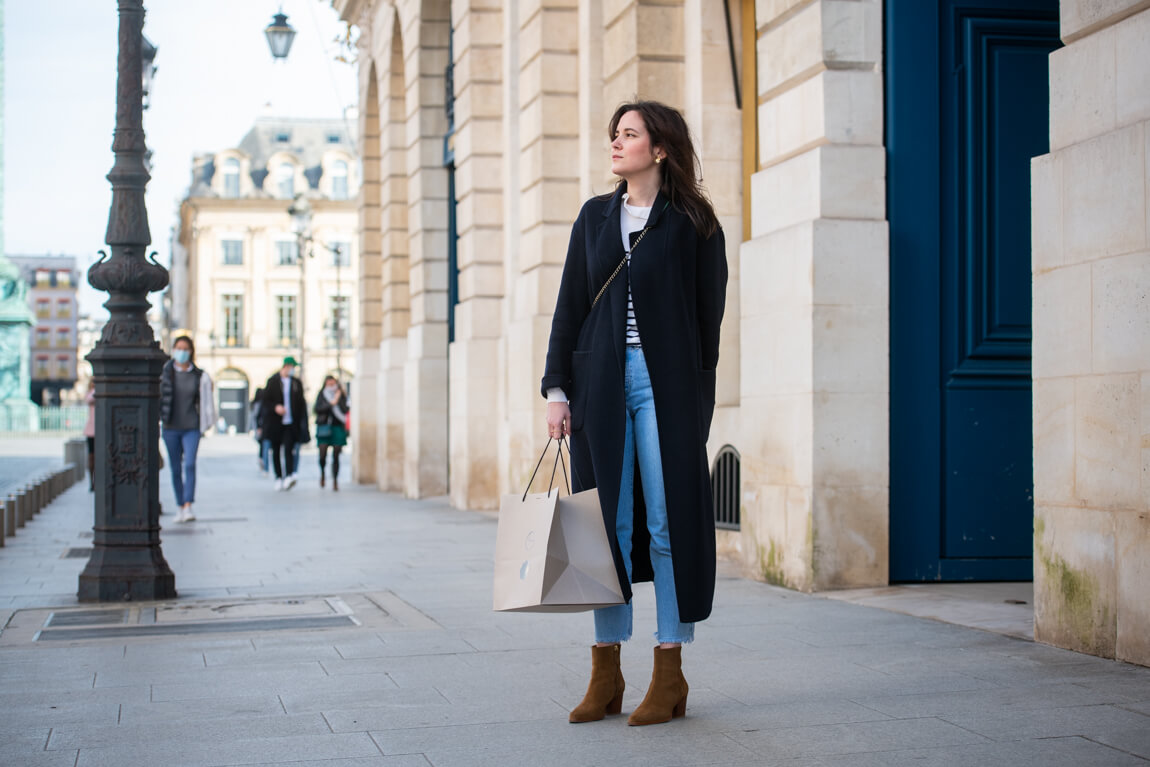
top-left (174, 340), bottom-right (192, 355)
top-left (610, 110), bottom-right (661, 179)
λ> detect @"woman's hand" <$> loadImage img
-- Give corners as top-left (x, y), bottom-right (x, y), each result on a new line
top-left (546, 401), bottom-right (572, 440)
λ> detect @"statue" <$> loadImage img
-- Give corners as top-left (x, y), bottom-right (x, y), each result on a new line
top-left (0, 253), bottom-right (37, 430)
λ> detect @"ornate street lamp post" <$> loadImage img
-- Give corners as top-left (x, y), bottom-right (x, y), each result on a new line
top-left (264, 10), bottom-right (297, 60)
top-left (288, 194), bottom-right (313, 378)
top-left (79, 0), bottom-right (175, 602)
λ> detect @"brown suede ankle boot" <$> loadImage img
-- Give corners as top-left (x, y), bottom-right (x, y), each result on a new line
top-left (627, 645), bottom-right (688, 726)
top-left (569, 643), bottom-right (625, 723)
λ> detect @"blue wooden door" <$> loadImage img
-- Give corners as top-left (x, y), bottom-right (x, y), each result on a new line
top-left (887, 0), bottom-right (1060, 581)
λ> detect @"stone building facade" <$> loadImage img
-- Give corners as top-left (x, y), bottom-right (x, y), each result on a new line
top-left (331, 0), bottom-right (1149, 666)
top-left (9, 255), bottom-right (80, 405)
top-left (172, 118), bottom-right (359, 428)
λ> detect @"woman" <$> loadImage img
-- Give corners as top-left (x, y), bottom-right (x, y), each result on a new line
top-left (313, 376), bottom-right (349, 490)
top-left (542, 101), bottom-right (727, 726)
top-left (160, 335), bottom-right (215, 522)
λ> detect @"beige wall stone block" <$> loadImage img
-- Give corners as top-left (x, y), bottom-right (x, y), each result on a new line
top-left (453, 297), bottom-right (503, 340)
top-left (512, 264), bottom-right (564, 316)
top-left (1061, 0), bottom-right (1150, 43)
top-left (455, 155), bottom-right (504, 199)
top-left (517, 224), bottom-right (573, 273)
top-left (1034, 504), bottom-right (1117, 658)
top-left (454, 46), bottom-right (503, 86)
top-left (739, 468), bottom-right (811, 589)
top-left (758, 74), bottom-right (822, 164)
top-left (823, 70), bottom-right (883, 146)
top-left (818, 144), bottom-right (886, 221)
top-left (518, 7), bottom-right (579, 68)
top-left (381, 252), bottom-right (410, 282)
top-left (1031, 152), bottom-right (1064, 274)
top-left (1076, 374), bottom-right (1142, 510)
top-left (449, 337), bottom-right (501, 510)
top-left (811, 218), bottom-right (888, 307)
top-left (1143, 372), bottom-right (1150, 509)
top-left (519, 137), bottom-right (580, 190)
top-left (518, 180), bottom-right (581, 235)
top-left (1115, 509), bottom-right (1150, 664)
top-left (741, 393), bottom-right (814, 488)
top-left (1049, 27), bottom-right (1117, 151)
top-left (761, 2), bottom-right (820, 95)
top-left (455, 84), bottom-right (503, 127)
top-left (454, 7), bottom-right (502, 51)
top-left (603, 6), bottom-right (638, 79)
top-left (456, 228), bottom-right (505, 268)
top-left (403, 355), bottom-right (449, 497)
top-left (751, 151), bottom-right (820, 236)
top-left (757, 0), bottom-right (809, 28)
top-left (352, 347), bottom-right (380, 485)
top-left (1092, 252), bottom-right (1150, 374)
top-left (1116, 10), bottom-right (1150, 126)
top-left (812, 305), bottom-right (887, 394)
top-left (743, 306), bottom-right (813, 395)
top-left (740, 223), bottom-right (814, 313)
top-left (700, 108), bottom-right (743, 163)
top-left (458, 263), bottom-right (506, 301)
top-left (457, 190), bottom-right (504, 232)
top-left (1063, 124), bottom-right (1146, 263)
top-left (636, 4), bottom-right (685, 59)
top-left (812, 484), bottom-right (889, 589)
top-left (1033, 377), bottom-right (1078, 505)
top-left (812, 391), bottom-right (887, 487)
top-left (519, 94), bottom-right (581, 146)
top-left (1032, 263), bottom-right (1092, 379)
top-left (411, 291), bottom-right (450, 325)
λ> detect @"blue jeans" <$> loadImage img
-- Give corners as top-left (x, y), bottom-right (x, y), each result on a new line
top-left (161, 428), bottom-right (201, 505)
top-left (594, 347), bottom-right (694, 645)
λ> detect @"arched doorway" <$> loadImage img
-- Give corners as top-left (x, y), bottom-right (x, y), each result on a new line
top-left (215, 368), bottom-right (250, 434)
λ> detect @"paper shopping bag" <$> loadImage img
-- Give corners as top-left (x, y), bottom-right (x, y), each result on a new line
top-left (493, 440), bottom-right (624, 612)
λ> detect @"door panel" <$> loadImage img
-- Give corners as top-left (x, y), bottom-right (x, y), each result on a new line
top-left (887, 0), bottom-right (1059, 581)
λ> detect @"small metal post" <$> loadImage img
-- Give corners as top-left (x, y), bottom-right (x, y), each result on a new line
top-left (16, 489), bottom-right (27, 527)
top-left (4, 496), bottom-right (14, 537)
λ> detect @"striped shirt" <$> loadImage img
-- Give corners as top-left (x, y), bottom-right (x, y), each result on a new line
top-left (621, 194), bottom-right (652, 347)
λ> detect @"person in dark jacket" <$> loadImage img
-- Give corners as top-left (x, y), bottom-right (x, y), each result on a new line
top-left (313, 376), bottom-right (349, 490)
top-left (261, 357), bottom-right (308, 490)
top-left (160, 335), bottom-right (216, 522)
top-left (542, 101), bottom-right (727, 726)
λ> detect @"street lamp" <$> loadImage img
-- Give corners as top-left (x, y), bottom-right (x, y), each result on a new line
top-left (264, 10), bottom-right (297, 60)
top-left (141, 35), bottom-right (157, 110)
top-left (287, 194), bottom-right (313, 377)
top-left (81, 0), bottom-right (175, 602)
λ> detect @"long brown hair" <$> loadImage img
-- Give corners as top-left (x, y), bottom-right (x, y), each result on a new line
top-left (608, 101), bottom-right (720, 239)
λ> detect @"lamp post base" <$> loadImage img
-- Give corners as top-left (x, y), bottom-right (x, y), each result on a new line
top-left (78, 547), bottom-right (176, 602)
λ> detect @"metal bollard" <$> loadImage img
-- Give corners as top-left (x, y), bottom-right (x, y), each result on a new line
top-left (15, 490), bottom-right (27, 528)
top-left (4, 496), bottom-right (14, 537)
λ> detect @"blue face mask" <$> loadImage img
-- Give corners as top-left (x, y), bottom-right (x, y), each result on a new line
top-left (172, 349), bottom-right (191, 364)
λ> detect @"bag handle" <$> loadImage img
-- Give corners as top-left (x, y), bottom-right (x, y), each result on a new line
top-left (522, 436), bottom-right (572, 501)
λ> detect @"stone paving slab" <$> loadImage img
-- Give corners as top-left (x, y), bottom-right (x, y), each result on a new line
top-left (0, 435), bottom-right (1147, 766)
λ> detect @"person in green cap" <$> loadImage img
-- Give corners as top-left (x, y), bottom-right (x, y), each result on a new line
top-left (261, 357), bottom-right (308, 490)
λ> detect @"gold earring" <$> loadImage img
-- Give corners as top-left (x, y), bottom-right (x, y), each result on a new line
top-left (655, 157), bottom-right (662, 164)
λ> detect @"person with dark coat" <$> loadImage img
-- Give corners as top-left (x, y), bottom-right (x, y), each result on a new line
top-left (261, 356), bottom-right (308, 490)
top-left (542, 101), bottom-right (727, 727)
top-left (313, 376), bottom-right (349, 490)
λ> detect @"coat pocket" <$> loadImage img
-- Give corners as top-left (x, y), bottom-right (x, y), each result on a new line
top-left (570, 350), bottom-right (592, 432)
top-left (698, 368), bottom-right (716, 442)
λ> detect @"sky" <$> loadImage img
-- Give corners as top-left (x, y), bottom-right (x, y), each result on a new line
top-left (3, 0), bottom-right (358, 318)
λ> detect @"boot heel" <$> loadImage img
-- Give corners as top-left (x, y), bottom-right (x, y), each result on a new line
top-left (606, 689), bottom-right (624, 715)
top-left (672, 694), bottom-right (687, 718)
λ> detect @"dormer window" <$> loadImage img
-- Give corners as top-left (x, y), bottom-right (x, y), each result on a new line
top-left (326, 133), bottom-right (341, 144)
top-left (275, 132), bottom-right (291, 143)
top-left (331, 160), bottom-right (349, 200)
top-left (276, 162), bottom-right (295, 198)
top-left (222, 157), bottom-right (241, 198)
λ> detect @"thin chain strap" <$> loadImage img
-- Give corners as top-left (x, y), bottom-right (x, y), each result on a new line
top-left (591, 225), bottom-right (655, 309)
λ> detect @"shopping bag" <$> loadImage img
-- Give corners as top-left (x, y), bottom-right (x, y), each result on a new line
top-left (493, 438), bottom-right (624, 613)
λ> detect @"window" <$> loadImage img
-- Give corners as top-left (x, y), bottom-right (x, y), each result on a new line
top-left (222, 157), bottom-right (241, 198)
top-left (326, 133), bottom-right (341, 144)
top-left (56, 298), bottom-right (72, 318)
top-left (35, 270), bottom-right (50, 286)
top-left (327, 296), bottom-right (350, 347)
top-left (276, 162), bottom-right (294, 199)
top-left (275, 131), bottom-right (291, 143)
top-left (222, 294), bottom-right (244, 347)
top-left (56, 270), bottom-right (72, 287)
top-left (328, 241), bottom-right (351, 267)
top-left (275, 240), bottom-right (299, 266)
top-left (275, 295), bottom-right (297, 347)
top-left (35, 299), bottom-right (50, 318)
top-left (221, 239), bottom-right (243, 265)
top-left (56, 328), bottom-right (71, 348)
top-left (56, 355), bottom-right (72, 379)
top-left (35, 327), bottom-right (50, 347)
top-left (35, 356), bottom-right (49, 378)
top-left (331, 160), bottom-right (349, 200)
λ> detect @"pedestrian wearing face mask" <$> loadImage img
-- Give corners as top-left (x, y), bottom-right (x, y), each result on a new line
top-left (160, 335), bottom-right (216, 522)
top-left (261, 357), bottom-right (308, 490)
top-left (313, 376), bottom-right (349, 490)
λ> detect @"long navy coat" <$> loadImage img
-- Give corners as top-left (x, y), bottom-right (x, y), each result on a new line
top-left (541, 186), bottom-right (728, 623)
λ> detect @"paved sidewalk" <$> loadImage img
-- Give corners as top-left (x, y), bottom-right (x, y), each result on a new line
top-left (0, 435), bottom-right (1148, 766)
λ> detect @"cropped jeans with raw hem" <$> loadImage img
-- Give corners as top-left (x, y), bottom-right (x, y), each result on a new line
top-left (593, 347), bottom-right (695, 645)
top-left (161, 427), bottom-right (200, 505)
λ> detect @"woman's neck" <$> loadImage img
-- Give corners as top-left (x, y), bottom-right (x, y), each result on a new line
top-left (174, 361), bottom-right (192, 372)
top-left (622, 172), bottom-right (660, 208)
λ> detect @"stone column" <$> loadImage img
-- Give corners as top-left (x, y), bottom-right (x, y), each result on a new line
top-left (1031, 2), bottom-right (1150, 666)
top-left (736, 0), bottom-right (888, 591)
top-left (402, 4), bottom-right (451, 497)
top-left (449, 0), bottom-right (504, 510)
top-left (504, 0), bottom-right (581, 494)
